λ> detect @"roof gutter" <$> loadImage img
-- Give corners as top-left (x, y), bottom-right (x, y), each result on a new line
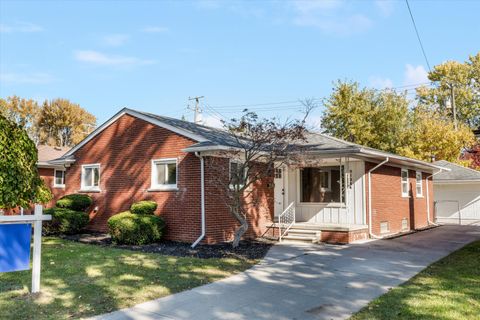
top-left (367, 157), bottom-right (389, 239)
top-left (191, 152), bottom-right (206, 248)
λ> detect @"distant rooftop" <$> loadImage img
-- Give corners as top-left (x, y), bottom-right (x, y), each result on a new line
top-left (433, 160), bottom-right (480, 182)
top-left (37, 145), bottom-right (70, 163)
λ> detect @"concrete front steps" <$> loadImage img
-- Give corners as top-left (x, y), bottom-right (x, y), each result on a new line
top-left (278, 224), bottom-right (323, 244)
top-left (270, 222), bottom-right (369, 244)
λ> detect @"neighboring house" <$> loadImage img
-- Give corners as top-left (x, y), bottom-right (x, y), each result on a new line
top-left (37, 145), bottom-right (70, 206)
top-left (45, 108), bottom-right (447, 244)
top-left (433, 160), bottom-right (480, 225)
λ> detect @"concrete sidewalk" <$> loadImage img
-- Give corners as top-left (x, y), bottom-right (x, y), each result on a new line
top-left (90, 225), bottom-right (480, 320)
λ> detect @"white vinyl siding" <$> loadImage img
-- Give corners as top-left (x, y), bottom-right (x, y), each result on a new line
top-left (401, 169), bottom-right (409, 197)
top-left (53, 169), bottom-right (65, 188)
top-left (151, 158), bottom-right (177, 190)
top-left (81, 164), bottom-right (100, 191)
top-left (416, 171), bottom-right (423, 197)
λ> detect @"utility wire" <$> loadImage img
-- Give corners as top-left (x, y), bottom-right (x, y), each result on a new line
top-left (405, 0), bottom-right (432, 71)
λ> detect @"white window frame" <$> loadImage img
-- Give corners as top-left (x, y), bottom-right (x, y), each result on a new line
top-left (53, 169), bottom-right (65, 188)
top-left (401, 168), bottom-right (409, 197)
top-left (150, 158), bottom-right (178, 191)
top-left (415, 171), bottom-right (423, 197)
top-left (229, 160), bottom-right (247, 190)
top-left (80, 164), bottom-right (101, 192)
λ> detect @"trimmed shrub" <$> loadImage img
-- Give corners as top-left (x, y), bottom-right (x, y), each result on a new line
top-left (130, 200), bottom-right (157, 215)
top-left (108, 211), bottom-right (165, 245)
top-left (56, 194), bottom-right (92, 211)
top-left (43, 207), bottom-right (89, 235)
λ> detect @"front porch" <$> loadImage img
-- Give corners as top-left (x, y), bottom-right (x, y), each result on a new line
top-left (271, 156), bottom-right (369, 244)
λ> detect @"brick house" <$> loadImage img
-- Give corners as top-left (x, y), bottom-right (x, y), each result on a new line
top-left (45, 108), bottom-right (447, 245)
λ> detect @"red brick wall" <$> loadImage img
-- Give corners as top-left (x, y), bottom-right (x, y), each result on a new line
top-left (60, 113), bottom-right (274, 244)
top-left (63, 114), bottom-right (202, 242)
top-left (365, 162), bottom-right (433, 236)
top-left (202, 157), bottom-right (274, 244)
top-left (38, 167), bottom-right (64, 208)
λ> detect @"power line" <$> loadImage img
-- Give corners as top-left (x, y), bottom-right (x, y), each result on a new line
top-left (405, 0), bottom-right (432, 71)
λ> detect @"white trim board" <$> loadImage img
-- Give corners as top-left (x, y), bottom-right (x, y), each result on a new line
top-left (63, 108), bottom-right (207, 158)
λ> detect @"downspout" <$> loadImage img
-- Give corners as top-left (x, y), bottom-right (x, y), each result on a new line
top-left (426, 169), bottom-right (444, 226)
top-left (368, 157), bottom-right (389, 239)
top-left (192, 152), bottom-right (206, 248)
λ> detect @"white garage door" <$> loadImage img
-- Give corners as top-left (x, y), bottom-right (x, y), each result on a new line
top-left (435, 183), bottom-right (480, 225)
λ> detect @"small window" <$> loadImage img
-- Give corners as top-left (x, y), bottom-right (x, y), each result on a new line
top-left (230, 161), bottom-right (246, 188)
top-left (81, 164), bottom-right (100, 191)
top-left (380, 221), bottom-right (389, 234)
top-left (415, 171), bottom-right (423, 197)
top-left (54, 169), bottom-right (65, 188)
top-left (402, 218), bottom-right (409, 231)
top-left (274, 168), bottom-right (282, 179)
top-left (151, 159), bottom-right (177, 190)
top-left (401, 169), bottom-right (409, 197)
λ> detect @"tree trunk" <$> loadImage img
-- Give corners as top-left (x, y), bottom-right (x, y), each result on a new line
top-left (232, 217), bottom-right (248, 248)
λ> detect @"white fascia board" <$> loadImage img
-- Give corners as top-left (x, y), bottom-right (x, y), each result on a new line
top-left (182, 145), bottom-right (240, 153)
top-left (359, 148), bottom-right (450, 172)
top-left (63, 108), bottom-right (207, 158)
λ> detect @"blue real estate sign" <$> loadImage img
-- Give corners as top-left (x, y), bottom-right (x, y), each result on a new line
top-left (0, 224), bottom-right (32, 272)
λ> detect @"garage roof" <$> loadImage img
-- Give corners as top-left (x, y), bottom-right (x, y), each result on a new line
top-left (433, 160), bottom-right (480, 182)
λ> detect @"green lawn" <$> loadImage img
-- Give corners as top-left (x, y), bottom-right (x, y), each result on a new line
top-left (351, 240), bottom-right (480, 320)
top-left (0, 238), bottom-right (256, 319)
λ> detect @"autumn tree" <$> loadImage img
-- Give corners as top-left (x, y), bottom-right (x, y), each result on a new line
top-left (0, 96), bottom-right (41, 143)
top-left (321, 80), bottom-right (475, 163)
top-left (38, 98), bottom-right (96, 147)
top-left (321, 80), bottom-right (409, 154)
top-left (398, 106), bottom-right (475, 163)
top-left (416, 52), bottom-right (480, 129)
top-left (0, 115), bottom-right (52, 209)
top-left (207, 103), bottom-right (313, 247)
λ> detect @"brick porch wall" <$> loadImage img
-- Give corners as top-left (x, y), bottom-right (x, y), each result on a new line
top-left (365, 162), bottom-right (434, 236)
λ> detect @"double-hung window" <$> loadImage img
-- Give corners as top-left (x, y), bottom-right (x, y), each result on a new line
top-left (415, 171), bottom-right (423, 197)
top-left (401, 169), bottom-right (409, 197)
top-left (151, 158), bottom-right (177, 190)
top-left (81, 164), bottom-right (100, 191)
top-left (54, 169), bottom-right (65, 188)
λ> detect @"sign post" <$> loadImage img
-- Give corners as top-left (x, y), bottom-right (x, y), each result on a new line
top-left (0, 204), bottom-right (51, 293)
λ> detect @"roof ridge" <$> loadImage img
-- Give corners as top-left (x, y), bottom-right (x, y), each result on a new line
top-left (127, 107), bottom-right (229, 133)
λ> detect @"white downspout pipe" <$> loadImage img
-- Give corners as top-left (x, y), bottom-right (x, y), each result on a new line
top-left (368, 157), bottom-right (389, 239)
top-left (426, 169), bottom-right (443, 226)
top-left (192, 152), bottom-right (206, 248)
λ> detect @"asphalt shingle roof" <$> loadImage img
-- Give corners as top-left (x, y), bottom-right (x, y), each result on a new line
top-left (37, 145), bottom-right (69, 163)
top-left (433, 160), bottom-right (480, 181)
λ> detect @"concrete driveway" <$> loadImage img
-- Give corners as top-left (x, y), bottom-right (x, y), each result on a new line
top-left (91, 225), bottom-right (480, 320)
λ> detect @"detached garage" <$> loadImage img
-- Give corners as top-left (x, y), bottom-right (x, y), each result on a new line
top-left (433, 160), bottom-right (480, 225)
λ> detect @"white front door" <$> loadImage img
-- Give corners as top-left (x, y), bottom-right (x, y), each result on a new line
top-left (274, 167), bottom-right (285, 216)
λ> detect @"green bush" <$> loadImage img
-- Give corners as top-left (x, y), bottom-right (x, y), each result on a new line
top-left (56, 194), bottom-right (92, 211)
top-left (43, 207), bottom-right (89, 235)
top-left (130, 200), bottom-right (158, 215)
top-left (108, 211), bottom-right (165, 245)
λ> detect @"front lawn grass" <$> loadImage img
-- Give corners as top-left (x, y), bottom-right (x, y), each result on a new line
top-left (351, 240), bottom-right (480, 320)
top-left (0, 238), bottom-right (256, 319)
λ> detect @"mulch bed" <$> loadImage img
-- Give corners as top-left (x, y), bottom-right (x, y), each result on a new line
top-left (59, 232), bottom-right (274, 261)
